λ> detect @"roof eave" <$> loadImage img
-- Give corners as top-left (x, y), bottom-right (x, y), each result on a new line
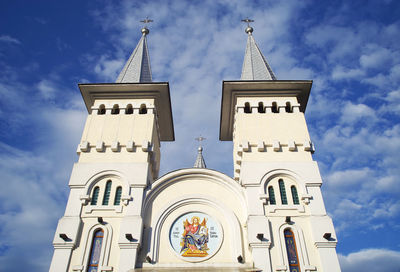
top-left (79, 82), bottom-right (175, 141)
top-left (219, 80), bottom-right (313, 141)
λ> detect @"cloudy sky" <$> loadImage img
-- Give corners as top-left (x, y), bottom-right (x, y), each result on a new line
top-left (1, 0), bottom-right (400, 271)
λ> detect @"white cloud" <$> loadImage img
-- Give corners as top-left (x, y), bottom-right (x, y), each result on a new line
top-left (0, 35), bottom-right (21, 44)
top-left (37, 79), bottom-right (58, 100)
top-left (332, 65), bottom-right (365, 80)
top-left (340, 102), bottom-right (376, 124)
top-left (339, 248), bottom-right (400, 272)
top-left (93, 55), bottom-right (124, 82)
top-left (359, 45), bottom-right (393, 69)
top-left (326, 168), bottom-right (372, 188)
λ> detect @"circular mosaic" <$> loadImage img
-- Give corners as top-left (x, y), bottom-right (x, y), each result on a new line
top-left (169, 212), bottom-right (223, 262)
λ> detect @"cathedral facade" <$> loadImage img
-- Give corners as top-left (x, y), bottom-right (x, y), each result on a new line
top-left (49, 23), bottom-right (341, 272)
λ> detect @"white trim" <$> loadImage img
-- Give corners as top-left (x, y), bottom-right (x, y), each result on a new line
top-left (144, 168), bottom-right (246, 212)
top-left (260, 170), bottom-right (307, 211)
top-left (77, 223), bottom-right (113, 272)
top-left (277, 224), bottom-right (316, 272)
top-left (260, 169), bottom-right (306, 195)
top-left (83, 171), bottom-right (131, 212)
top-left (84, 171), bottom-right (129, 194)
top-left (146, 195), bottom-right (243, 264)
top-left (84, 205), bottom-right (123, 214)
top-left (267, 205), bottom-right (305, 213)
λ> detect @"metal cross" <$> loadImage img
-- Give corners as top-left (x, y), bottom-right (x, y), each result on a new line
top-left (241, 18), bottom-right (254, 27)
top-left (195, 136), bottom-right (206, 147)
top-left (140, 17), bottom-right (153, 26)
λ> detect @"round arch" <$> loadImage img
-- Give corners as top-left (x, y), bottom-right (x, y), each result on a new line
top-left (142, 168), bottom-right (247, 264)
top-left (259, 169), bottom-right (307, 195)
top-left (84, 170), bottom-right (129, 195)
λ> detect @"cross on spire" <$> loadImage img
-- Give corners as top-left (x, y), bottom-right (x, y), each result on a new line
top-left (241, 18), bottom-right (254, 34)
top-left (139, 17), bottom-right (153, 36)
top-left (140, 17), bottom-right (153, 26)
top-left (194, 136), bottom-right (207, 168)
top-left (195, 136), bottom-right (206, 147)
top-left (241, 18), bottom-right (254, 27)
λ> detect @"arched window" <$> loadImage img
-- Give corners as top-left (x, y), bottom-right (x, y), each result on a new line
top-left (139, 104), bottom-right (147, 114)
top-left (268, 186), bottom-right (276, 205)
top-left (272, 102), bottom-right (278, 113)
top-left (90, 186), bottom-right (99, 205)
top-left (258, 102), bottom-right (265, 113)
top-left (284, 229), bottom-right (301, 272)
top-left (87, 229), bottom-right (104, 272)
top-left (114, 186), bottom-right (122, 205)
top-left (98, 105), bottom-right (106, 115)
top-left (244, 102), bottom-right (251, 113)
top-left (285, 102), bottom-right (292, 113)
top-left (102, 181), bottom-right (112, 205)
top-left (279, 179), bottom-right (288, 205)
top-left (291, 186), bottom-right (300, 205)
top-left (125, 104), bottom-right (133, 114)
top-left (111, 104), bottom-right (120, 115)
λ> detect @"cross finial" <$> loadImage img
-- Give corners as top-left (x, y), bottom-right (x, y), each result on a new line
top-left (194, 136), bottom-right (207, 168)
top-left (140, 17), bottom-right (153, 35)
top-left (195, 136), bottom-right (206, 147)
top-left (241, 18), bottom-right (254, 27)
top-left (241, 18), bottom-right (254, 34)
top-left (140, 16), bottom-right (153, 26)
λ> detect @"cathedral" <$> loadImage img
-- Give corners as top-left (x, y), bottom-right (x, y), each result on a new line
top-left (49, 20), bottom-right (341, 272)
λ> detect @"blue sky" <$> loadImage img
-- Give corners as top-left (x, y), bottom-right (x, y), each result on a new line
top-left (1, 0), bottom-right (400, 271)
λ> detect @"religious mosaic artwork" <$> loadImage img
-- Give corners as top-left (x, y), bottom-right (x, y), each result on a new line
top-left (169, 212), bottom-right (223, 261)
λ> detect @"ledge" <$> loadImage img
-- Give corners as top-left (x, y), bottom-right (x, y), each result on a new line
top-left (220, 80), bottom-right (312, 141)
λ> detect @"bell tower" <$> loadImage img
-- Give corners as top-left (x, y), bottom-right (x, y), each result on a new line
top-left (49, 23), bottom-right (174, 272)
top-left (219, 20), bottom-right (341, 271)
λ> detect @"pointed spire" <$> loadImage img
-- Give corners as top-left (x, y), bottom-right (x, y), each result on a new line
top-left (193, 136), bottom-right (207, 168)
top-left (240, 18), bottom-right (276, 80)
top-left (116, 19), bottom-right (153, 83)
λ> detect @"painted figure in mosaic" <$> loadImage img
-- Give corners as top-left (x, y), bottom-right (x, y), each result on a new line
top-left (180, 216), bottom-right (209, 257)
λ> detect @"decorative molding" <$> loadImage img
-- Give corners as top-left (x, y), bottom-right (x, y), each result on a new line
top-left (78, 223), bottom-right (113, 272)
top-left (84, 205), bottom-right (123, 214)
top-left (121, 195), bottom-right (132, 206)
top-left (111, 141), bottom-right (120, 152)
top-left (278, 223), bottom-right (314, 272)
top-left (288, 140), bottom-right (296, 151)
top-left (142, 141), bottom-right (152, 152)
top-left (146, 193), bottom-right (244, 264)
top-left (126, 141), bottom-right (135, 152)
top-left (72, 265), bottom-right (83, 271)
top-left (96, 141), bottom-right (105, 152)
top-left (53, 242), bottom-right (75, 250)
top-left (314, 241), bottom-right (338, 248)
top-left (242, 141), bottom-right (250, 152)
top-left (100, 266), bottom-right (113, 271)
top-left (80, 195), bottom-right (90, 205)
top-left (257, 141), bottom-right (265, 152)
top-left (80, 141), bottom-right (89, 152)
top-left (276, 265), bottom-right (287, 271)
top-left (249, 241), bottom-right (272, 249)
top-left (273, 140), bottom-right (280, 151)
top-left (119, 242), bottom-right (140, 250)
top-left (267, 204), bottom-right (305, 213)
top-left (301, 194), bottom-right (312, 204)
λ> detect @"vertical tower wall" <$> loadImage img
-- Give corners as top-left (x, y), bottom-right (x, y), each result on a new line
top-left (220, 80), bottom-right (341, 272)
top-left (50, 83), bottom-right (174, 272)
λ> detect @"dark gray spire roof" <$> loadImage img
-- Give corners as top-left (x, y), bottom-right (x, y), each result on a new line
top-left (241, 29), bottom-right (276, 80)
top-left (116, 27), bottom-right (152, 83)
